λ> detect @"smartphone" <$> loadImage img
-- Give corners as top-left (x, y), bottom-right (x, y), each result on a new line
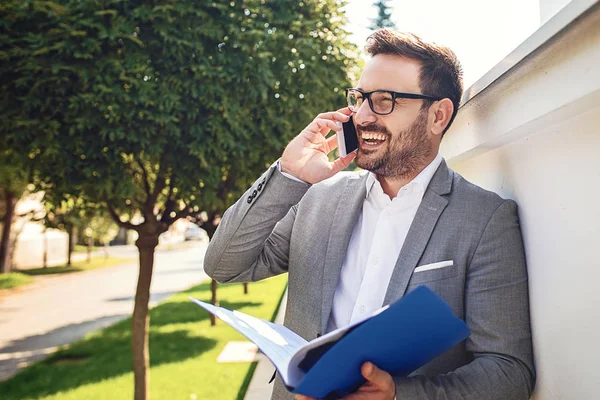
top-left (336, 116), bottom-right (359, 157)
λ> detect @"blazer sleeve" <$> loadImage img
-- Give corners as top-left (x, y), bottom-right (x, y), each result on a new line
top-left (203, 164), bottom-right (311, 283)
top-left (394, 200), bottom-right (535, 400)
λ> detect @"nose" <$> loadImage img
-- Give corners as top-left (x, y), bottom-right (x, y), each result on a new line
top-left (353, 100), bottom-right (377, 126)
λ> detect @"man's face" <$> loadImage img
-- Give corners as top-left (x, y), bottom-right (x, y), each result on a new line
top-left (353, 54), bottom-right (436, 179)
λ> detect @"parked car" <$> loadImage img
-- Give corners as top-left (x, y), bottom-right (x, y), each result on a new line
top-left (184, 225), bottom-right (205, 241)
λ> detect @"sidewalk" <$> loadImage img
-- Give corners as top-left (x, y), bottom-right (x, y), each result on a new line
top-left (0, 244), bottom-right (208, 381)
top-left (244, 289), bottom-right (288, 400)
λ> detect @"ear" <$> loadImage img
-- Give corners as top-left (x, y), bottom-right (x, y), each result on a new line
top-left (429, 98), bottom-right (454, 137)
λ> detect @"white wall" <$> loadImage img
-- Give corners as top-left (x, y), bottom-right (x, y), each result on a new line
top-left (441, 3), bottom-right (600, 399)
top-left (14, 227), bottom-right (68, 269)
top-left (540, 0), bottom-right (572, 22)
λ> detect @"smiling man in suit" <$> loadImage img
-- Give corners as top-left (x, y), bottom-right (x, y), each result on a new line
top-left (204, 29), bottom-right (535, 400)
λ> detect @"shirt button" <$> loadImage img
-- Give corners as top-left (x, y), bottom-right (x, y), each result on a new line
top-left (360, 305), bottom-right (366, 313)
top-left (372, 257), bottom-right (379, 265)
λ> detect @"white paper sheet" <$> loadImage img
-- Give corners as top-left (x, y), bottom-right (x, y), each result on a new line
top-left (189, 298), bottom-right (308, 383)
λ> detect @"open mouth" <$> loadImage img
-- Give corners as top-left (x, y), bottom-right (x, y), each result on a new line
top-left (360, 132), bottom-right (387, 149)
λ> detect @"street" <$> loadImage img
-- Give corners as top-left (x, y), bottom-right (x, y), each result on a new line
top-left (0, 243), bottom-right (209, 381)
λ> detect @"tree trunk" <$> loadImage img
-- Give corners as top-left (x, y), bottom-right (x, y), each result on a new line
top-left (0, 189), bottom-right (16, 274)
top-left (243, 282), bottom-right (248, 294)
top-left (43, 227), bottom-right (48, 268)
top-left (67, 224), bottom-right (74, 266)
top-left (87, 234), bottom-right (93, 263)
top-left (7, 219), bottom-right (23, 271)
top-left (133, 233), bottom-right (158, 400)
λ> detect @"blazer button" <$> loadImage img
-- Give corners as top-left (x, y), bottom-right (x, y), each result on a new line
top-left (252, 190), bottom-right (257, 197)
top-left (258, 183), bottom-right (263, 191)
top-left (247, 196), bottom-right (253, 204)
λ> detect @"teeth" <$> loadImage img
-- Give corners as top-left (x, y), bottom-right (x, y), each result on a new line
top-left (362, 133), bottom-right (386, 141)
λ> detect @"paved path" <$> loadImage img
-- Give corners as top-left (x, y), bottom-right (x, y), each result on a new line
top-left (0, 243), bottom-right (209, 381)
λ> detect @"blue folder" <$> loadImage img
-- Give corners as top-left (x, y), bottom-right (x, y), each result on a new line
top-left (191, 285), bottom-right (470, 399)
top-left (292, 286), bottom-right (470, 398)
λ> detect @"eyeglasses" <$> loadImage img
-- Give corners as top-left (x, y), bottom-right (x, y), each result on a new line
top-left (346, 88), bottom-right (442, 115)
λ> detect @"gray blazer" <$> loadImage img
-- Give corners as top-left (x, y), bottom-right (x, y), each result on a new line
top-left (204, 160), bottom-right (535, 400)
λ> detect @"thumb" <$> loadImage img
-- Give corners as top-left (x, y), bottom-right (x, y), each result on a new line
top-left (330, 151), bottom-right (357, 175)
top-left (361, 362), bottom-right (394, 391)
top-left (295, 395), bottom-right (316, 400)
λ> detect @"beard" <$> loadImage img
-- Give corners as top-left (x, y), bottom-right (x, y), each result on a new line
top-left (355, 110), bottom-right (434, 179)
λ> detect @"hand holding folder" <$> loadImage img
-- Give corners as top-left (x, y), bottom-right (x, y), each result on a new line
top-left (190, 286), bottom-right (470, 399)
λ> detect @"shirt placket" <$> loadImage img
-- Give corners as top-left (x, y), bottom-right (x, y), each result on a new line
top-left (349, 205), bottom-right (396, 324)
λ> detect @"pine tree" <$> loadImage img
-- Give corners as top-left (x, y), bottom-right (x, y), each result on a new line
top-left (370, 0), bottom-right (396, 30)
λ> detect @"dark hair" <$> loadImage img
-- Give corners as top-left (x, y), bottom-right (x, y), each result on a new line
top-left (365, 29), bottom-right (463, 135)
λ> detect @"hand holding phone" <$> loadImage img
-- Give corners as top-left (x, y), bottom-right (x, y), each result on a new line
top-left (281, 109), bottom-right (355, 184)
top-left (336, 116), bottom-right (359, 158)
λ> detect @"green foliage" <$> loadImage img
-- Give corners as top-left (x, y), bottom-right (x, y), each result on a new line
top-left (84, 213), bottom-right (119, 244)
top-left (370, 0), bottom-right (396, 30)
top-left (0, 154), bottom-right (29, 201)
top-left (44, 195), bottom-right (118, 244)
top-left (0, 275), bottom-right (288, 400)
top-left (0, 150), bottom-right (30, 224)
top-left (1, 0), bottom-right (358, 233)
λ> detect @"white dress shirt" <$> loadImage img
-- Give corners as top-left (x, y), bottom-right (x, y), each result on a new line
top-left (277, 154), bottom-right (443, 332)
top-left (326, 154), bottom-right (443, 332)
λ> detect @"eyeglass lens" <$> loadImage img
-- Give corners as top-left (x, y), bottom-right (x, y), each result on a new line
top-left (347, 90), bottom-right (394, 115)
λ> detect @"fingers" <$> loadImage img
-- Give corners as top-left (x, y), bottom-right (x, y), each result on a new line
top-left (295, 395), bottom-right (316, 400)
top-left (308, 118), bottom-right (343, 137)
top-left (329, 151), bottom-right (356, 175)
top-left (325, 135), bottom-right (339, 151)
top-left (335, 106), bottom-right (353, 116)
top-left (361, 362), bottom-right (395, 394)
top-left (326, 133), bottom-right (355, 174)
top-left (303, 110), bottom-right (350, 138)
top-left (317, 110), bottom-right (352, 122)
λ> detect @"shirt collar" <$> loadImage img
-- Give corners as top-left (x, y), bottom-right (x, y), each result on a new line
top-left (365, 153), bottom-right (443, 199)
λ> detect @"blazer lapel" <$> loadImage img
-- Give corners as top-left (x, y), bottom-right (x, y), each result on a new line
top-left (383, 161), bottom-right (453, 305)
top-left (320, 173), bottom-right (368, 333)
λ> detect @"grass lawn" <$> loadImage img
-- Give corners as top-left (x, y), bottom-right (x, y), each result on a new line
top-left (0, 274), bottom-right (288, 400)
top-left (19, 257), bottom-right (136, 277)
top-left (74, 244), bottom-right (101, 253)
top-left (0, 272), bottom-right (34, 290)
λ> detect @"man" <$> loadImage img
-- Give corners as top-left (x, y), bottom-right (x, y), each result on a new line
top-left (204, 29), bottom-right (534, 400)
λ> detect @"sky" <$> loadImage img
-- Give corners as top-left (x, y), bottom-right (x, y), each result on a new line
top-left (341, 0), bottom-right (542, 88)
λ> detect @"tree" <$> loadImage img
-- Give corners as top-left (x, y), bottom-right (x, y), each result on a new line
top-left (0, 185), bottom-right (20, 273)
top-left (370, 0), bottom-right (396, 30)
top-left (85, 210), bottom-right (119, 258)
top-left (0, 151), bottom-right (31, 274)
top-left (2, 1), bottom-right (357, 399)
top-left (0, 0), bottom-right (61, 274)
top-left (44, 196), bottom-right (117, 265)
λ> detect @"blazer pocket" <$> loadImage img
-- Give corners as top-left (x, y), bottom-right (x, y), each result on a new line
top-left (414, 260), bottom-right (453, 273)
top-left (410, 260), bottom-right (457, 284)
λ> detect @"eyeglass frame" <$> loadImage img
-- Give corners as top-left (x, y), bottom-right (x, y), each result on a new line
top-left (345, 88), bottom-right (443, 116)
